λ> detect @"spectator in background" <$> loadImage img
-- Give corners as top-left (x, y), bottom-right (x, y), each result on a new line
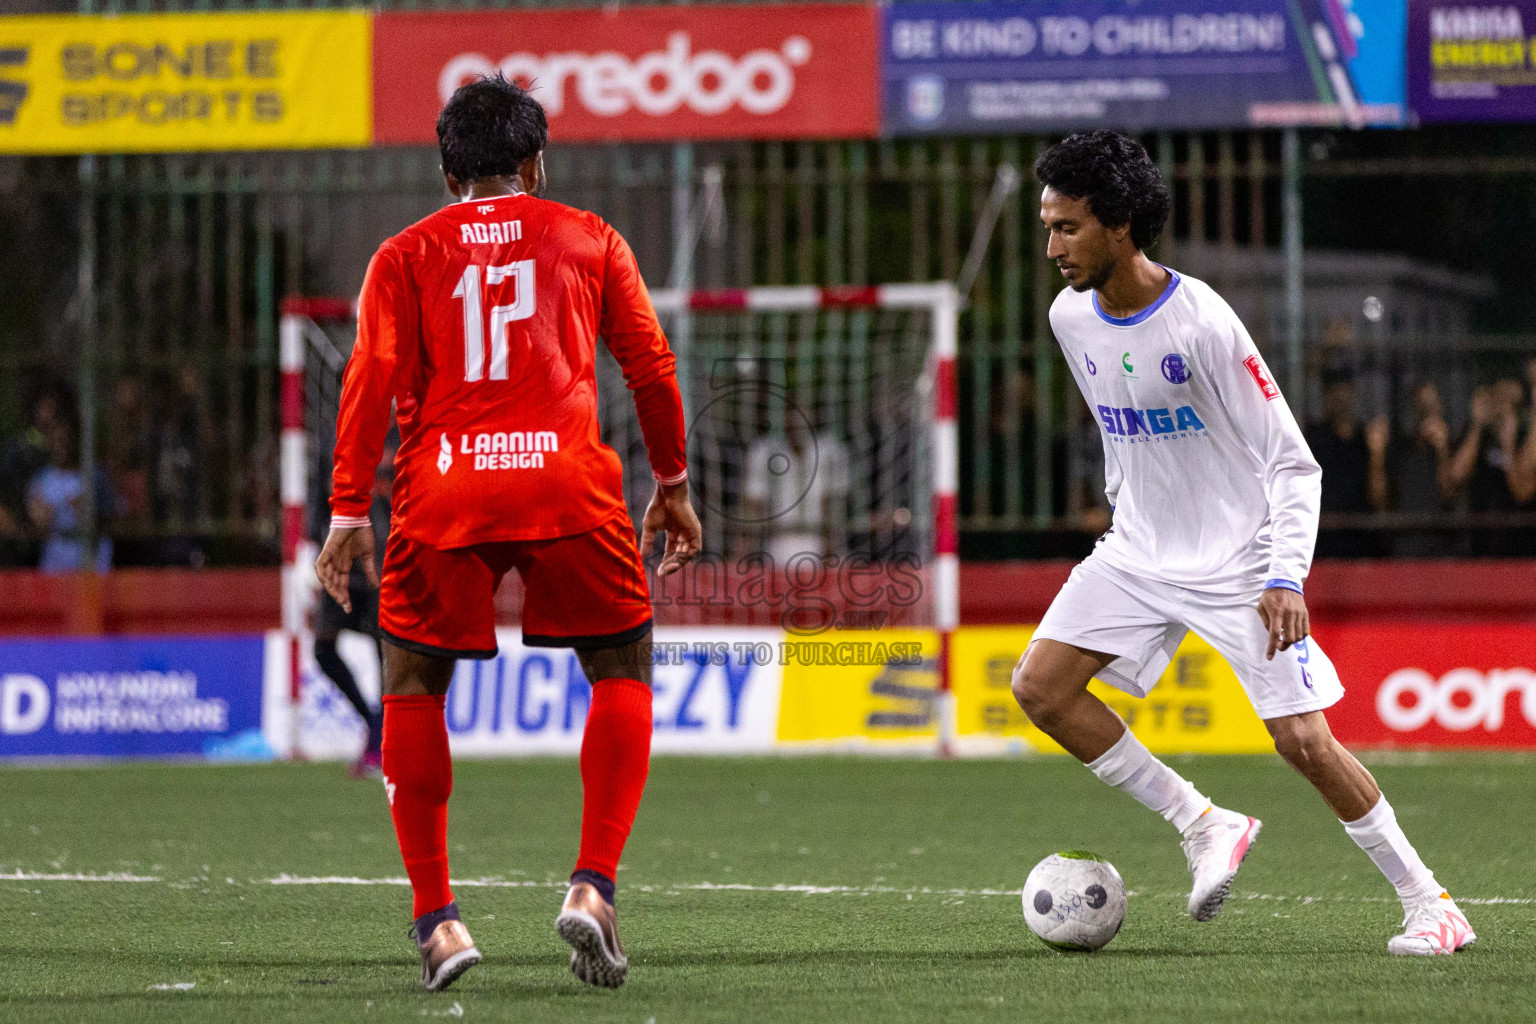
top-left (104, 375), bottom-right (154, 528)
top-left (153, 364), bottom-right (208, 527)
top-left (744, 415), bottom-right (849, 567)
top-left (1446, 377), bottom-right (1535, 554)
top-left (1385, 382), bottom-right (1455, 556)
top-left (0, 385), bottom-right (68, 541)
top-left (1305, 374), bottom-right (1388, 555)
top-left (25, 414), bottom-right (117, 573)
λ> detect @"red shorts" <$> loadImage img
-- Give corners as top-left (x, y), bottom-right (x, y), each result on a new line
top-left (379, 515), bottom-right (653, 659)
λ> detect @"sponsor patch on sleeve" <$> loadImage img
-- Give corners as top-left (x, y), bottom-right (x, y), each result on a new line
top-left (1243, 355), bottom-right (1280, 401)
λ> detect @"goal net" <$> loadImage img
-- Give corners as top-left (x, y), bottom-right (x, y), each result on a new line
top-left (279, 284), bottom-right (960, 754)
top-left (638, 285), bottom-right (958, 641)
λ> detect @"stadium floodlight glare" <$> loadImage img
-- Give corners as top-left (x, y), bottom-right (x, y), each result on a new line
top-left (279, 282), bottom-right (962, 757)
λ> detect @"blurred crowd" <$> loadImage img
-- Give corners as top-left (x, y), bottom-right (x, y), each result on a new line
top-left (0, 369), bottom-right (277, 571)
top-left (3, 355), bottom-right (1534, 571)
top-left (1306, 357), bottom-right (1536, 556)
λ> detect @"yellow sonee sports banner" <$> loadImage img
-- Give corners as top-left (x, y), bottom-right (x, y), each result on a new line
top-left (0, 11), bottom-right (370, 154)
top-left (950, 626), bottom-right (1274, 755)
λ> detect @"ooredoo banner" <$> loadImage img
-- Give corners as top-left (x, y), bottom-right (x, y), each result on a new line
top-left (370, 4), bottom-right (880, 144)
top-left (1322, 622), bottom-right (1536, 748)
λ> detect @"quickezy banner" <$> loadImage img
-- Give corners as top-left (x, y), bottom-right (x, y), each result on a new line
top-left (0, 636), bottom-right (266, 758)
top-left (0, 12), bottom-right (371, 154)
top-left (1408, 0), bottom-right (1536, 121)
top-left (882, 0), bottom-right (1407, 133)
top-left (371, 4), bottom-right (880, 144)
top-left (264, 627), bottom-right (785, 759)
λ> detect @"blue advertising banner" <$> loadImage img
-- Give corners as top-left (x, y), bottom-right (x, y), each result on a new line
top-left (1408, 0), bottom-right (1536, 121)
top-left (0, 636), bottom-right (266, 758)
top-left (882, 0), bottom-right (1406, 134)
top-left (438, 628), bottom-right (782, 756)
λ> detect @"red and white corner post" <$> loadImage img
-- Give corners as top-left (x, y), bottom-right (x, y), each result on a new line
top-left (278, 301), bottom-right (308, 758)
top-left (929, 285), bottom-right (961, 758)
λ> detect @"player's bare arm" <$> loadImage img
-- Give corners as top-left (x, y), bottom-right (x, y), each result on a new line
top-left (1257, 586), bottom-right (1309, 660)
top-left (316, 525), bottom-right (379, 613)
top-left (640, 478), bottom-right (701, 578)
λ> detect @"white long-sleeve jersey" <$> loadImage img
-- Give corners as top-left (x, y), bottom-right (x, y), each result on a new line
top-left (1051, 267), bottom-right (1322, 593)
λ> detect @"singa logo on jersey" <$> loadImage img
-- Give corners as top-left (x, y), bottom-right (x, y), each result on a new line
top-left (1096, 404), bottom-right (1207, 442)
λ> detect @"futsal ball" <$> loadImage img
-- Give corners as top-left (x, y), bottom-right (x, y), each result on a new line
top-left (1022, 851), bottom-right (1127, 952)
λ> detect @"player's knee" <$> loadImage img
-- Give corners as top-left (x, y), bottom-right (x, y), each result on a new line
top-left (1271, 723), bottom-right (1333, 775)
top-left (1011, 658), bottom-right (1065, 726)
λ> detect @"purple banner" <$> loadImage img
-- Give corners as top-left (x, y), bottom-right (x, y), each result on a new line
top-left (1410, 1), bottom-right (1536, 121)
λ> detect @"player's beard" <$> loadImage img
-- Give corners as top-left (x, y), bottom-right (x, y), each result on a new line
top-left (1076, 254), bottom-right (1115, 293)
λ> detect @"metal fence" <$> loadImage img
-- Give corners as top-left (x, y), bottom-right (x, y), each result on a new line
top-left (3, 0), bottom-right (1535, 564)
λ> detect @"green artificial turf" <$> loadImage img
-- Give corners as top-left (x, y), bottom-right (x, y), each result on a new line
top-left (1, 753), bottom-right (1532, 1023)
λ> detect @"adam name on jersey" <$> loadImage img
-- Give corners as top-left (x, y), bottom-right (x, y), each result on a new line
top-left (1096, 403), bottom-right (1207, 441)
top-left (441, 430), bottom-right (559, 473)
top-left (459, 219), bottom-right (524, 245)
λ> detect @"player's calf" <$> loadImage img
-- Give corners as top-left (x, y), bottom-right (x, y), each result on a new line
top-left (1267, 712), bottom-right (1474, 953)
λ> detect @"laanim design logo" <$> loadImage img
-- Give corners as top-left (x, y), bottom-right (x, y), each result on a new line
top-left (0, 46), bottom-right (28, 126)
top-left (459, 430), bottom-right (558, 471)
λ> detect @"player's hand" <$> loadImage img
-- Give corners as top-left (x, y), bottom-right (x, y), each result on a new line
top-left (1419, 414), bottom-right (1449, 453)
top-left (1257, 587), bottom-right (1309, 661)
top-left (641, 479), bottom-right (702, 579)
top-left (1469, 386), bottom-right (1494, 429)
top-left (1365, 415), bottom-right (1389, 458)
top-left (316, 526), bottom-right (378, 613)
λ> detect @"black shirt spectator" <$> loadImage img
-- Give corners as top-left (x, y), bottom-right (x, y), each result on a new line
top-left (1305, 379), bottom-right (1375, 514)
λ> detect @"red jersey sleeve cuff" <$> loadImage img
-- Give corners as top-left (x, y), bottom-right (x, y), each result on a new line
top-left (654, 468), bottom-right (689, 486)
top-left (330, 514), bottom-right (371, 530)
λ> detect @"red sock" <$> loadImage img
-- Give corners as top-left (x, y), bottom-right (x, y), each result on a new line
top-left (381, 693), bottom-right (454, 919)
top-left (575, 678), bottom-right (653, 883)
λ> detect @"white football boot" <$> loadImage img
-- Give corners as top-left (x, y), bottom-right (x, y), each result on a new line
top-left (1388, 894), bottom-right (1476, 956)
top-left (1180, 807), bottom-right (1262, 922)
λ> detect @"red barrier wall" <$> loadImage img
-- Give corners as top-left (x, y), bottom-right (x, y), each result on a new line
top-left (3, 560), bottom-right (1530, 635)
top-left (961, 560), bottom-right (1536, 623)
top-left (0, 570), bottom-right (281, 635)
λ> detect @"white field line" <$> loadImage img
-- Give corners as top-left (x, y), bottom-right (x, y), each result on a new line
top-left (3, 870), bottom-right (1532, 907)
top-left (0, 870), bottom-right (164, 882)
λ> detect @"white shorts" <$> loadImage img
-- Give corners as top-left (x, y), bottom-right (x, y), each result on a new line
top-left (1034, 557), bottom-right (1344, 721)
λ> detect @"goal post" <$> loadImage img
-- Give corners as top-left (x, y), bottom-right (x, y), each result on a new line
top-left (279, 281), bottom-right (963, 757)
top-left (279, 296), bottom-right (356, 759)
top-left (649, 284), bottom-right (962, 754)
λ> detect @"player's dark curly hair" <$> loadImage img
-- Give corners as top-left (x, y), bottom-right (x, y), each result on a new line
top-left (1034, 131), bottom-right (1170, 251)
top-left (437, 74), bottom-right (549, 184)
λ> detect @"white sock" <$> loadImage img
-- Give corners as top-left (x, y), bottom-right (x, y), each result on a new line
top-left (1342, 795), bottom-right (1442, 908)
top-left (1087, 728), bottom-right (1211, 834)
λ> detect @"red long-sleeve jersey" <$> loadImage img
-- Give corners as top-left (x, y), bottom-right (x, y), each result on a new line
top-left (330, 192), bottom-right (687, 549)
